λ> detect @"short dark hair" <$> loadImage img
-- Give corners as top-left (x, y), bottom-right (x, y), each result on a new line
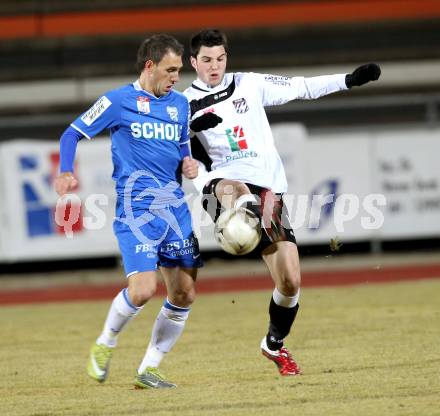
top-left (136, 34), bottom-right (184, 73)
top-left (190, 29), bottom-right (229, 58)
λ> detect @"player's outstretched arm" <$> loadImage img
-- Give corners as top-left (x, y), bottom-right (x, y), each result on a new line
top-left (190, 113), bottom-right (222, 132)
top-left (182, 156), bottom-right (198, 179)
top-left (345, 63), bottom-right (381, 88)
top-left (54, 126), bottom-right (82, 196)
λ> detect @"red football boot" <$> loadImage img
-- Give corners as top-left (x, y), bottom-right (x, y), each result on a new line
top-left (261, 337), bottom-right (301, 376)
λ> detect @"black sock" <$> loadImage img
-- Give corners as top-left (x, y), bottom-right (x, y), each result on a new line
top-left (266, 298), bottom-right (299, 351)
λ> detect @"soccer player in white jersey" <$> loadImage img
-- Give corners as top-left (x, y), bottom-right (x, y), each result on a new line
top-left (54, 34), bottom-right (201, 389)
top-left (184, 29), bottom-right (380, 376)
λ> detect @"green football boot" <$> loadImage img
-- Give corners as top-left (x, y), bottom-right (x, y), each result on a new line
top-left (87, 343), bottom-right (113, 383)
top-left (134, 367), bottom-right (176, 389)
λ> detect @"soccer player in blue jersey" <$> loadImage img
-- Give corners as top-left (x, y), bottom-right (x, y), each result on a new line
top-left (54, 34), bottom-right (201, 389)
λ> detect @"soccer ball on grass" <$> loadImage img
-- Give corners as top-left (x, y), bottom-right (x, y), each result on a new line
top-left (214, 207), bottom-right (262, 255)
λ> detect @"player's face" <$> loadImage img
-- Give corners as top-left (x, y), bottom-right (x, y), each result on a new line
top-left (148, 52), bottom-right (183, 96)
top-left (191, 45), bottom-right (227, 87)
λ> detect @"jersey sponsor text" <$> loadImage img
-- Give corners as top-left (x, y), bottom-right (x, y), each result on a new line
top-left (81, 96), bottom-right (112, 126)
top-left (264, 75), bottom-right (291, 86)
top-left (225, 150), bottom-right (258, 162)
top-left (131, 122), bottom-right (181, 141)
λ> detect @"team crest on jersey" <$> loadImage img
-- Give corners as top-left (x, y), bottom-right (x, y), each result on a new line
top-left (232, 98), bottom-right (249, 114)
top-left (167, 106), bottom-right (179, 122)
top-left (137, 96), bottom-right (150, 114)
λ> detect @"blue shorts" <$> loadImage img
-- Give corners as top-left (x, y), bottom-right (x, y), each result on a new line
top-left (113, 202), bottom-right (203, 277)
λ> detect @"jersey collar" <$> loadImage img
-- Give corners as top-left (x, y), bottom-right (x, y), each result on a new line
top-left (133, 79), bottom-right (171, 99)
top-left (192, 74), bottom-right (232, 92)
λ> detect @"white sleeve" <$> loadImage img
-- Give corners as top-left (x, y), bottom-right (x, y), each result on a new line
top-left (252, 72), bottom-right (348, 106)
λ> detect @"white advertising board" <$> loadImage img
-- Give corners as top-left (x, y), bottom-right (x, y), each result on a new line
top-left (0, 139), bottom-right (117, 262)
top-left (372, 129), bottom-right (440, 238)
top-left (272, 127), bottom-right (377, 244)
top-left (294, 133), bottom-right (375, 243)
top-left (1, 125), bottom-right (439, 262)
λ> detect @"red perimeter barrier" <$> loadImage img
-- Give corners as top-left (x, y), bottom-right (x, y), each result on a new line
top-left (1, 263), bottom-right (439, 305)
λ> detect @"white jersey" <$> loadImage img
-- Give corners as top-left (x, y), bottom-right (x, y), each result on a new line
top-left (184, 72), bottom-right (347, 193)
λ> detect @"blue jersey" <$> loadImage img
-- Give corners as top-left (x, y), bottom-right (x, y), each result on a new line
top-left (71, 80), bottom-right (190, 213)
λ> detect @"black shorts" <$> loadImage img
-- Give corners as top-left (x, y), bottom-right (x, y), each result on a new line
top-left (202, 178), bottom-right (297, 253)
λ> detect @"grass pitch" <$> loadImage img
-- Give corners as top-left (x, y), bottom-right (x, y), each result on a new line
top-left (1, 279), bottom-right (439, 416)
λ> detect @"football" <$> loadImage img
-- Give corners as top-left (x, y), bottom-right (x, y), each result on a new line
top-left (214, 207), bottom-right (262, 255)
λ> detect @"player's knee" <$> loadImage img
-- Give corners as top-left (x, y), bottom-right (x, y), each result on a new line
top-left (278, 273), bottom-right (301, 296)
top-left (128, 282), bottom-right (157, 306)
top-left (170, 286), bottom-right (196, 308)
top-left (233, 181), bottom-right (251, 197)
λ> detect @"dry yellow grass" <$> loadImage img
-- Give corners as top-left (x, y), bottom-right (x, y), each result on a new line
top-left (1, 279), bottom-right (439, 416)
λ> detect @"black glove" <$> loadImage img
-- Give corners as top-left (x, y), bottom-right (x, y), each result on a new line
top-left (190, 112), bottom-right (223, 132)
top-left (345, 63), bottom-right (381, 88)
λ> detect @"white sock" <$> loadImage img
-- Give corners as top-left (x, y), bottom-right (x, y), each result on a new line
top-left (273, 287), bottom-right (300, 308)
top-left (137, 298), bottom-right (190, 373)
top-left (234, 194), bottom-right (257, 209)
top-left (96, 288), bottom-right (142, 347)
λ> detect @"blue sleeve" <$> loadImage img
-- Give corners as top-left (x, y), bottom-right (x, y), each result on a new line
top-left (70, 89), bottom-right (122, 139)
top-left (59, 126), bottom-right (84, 173)
top-left (180, 141), bottom-right (191, 159)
